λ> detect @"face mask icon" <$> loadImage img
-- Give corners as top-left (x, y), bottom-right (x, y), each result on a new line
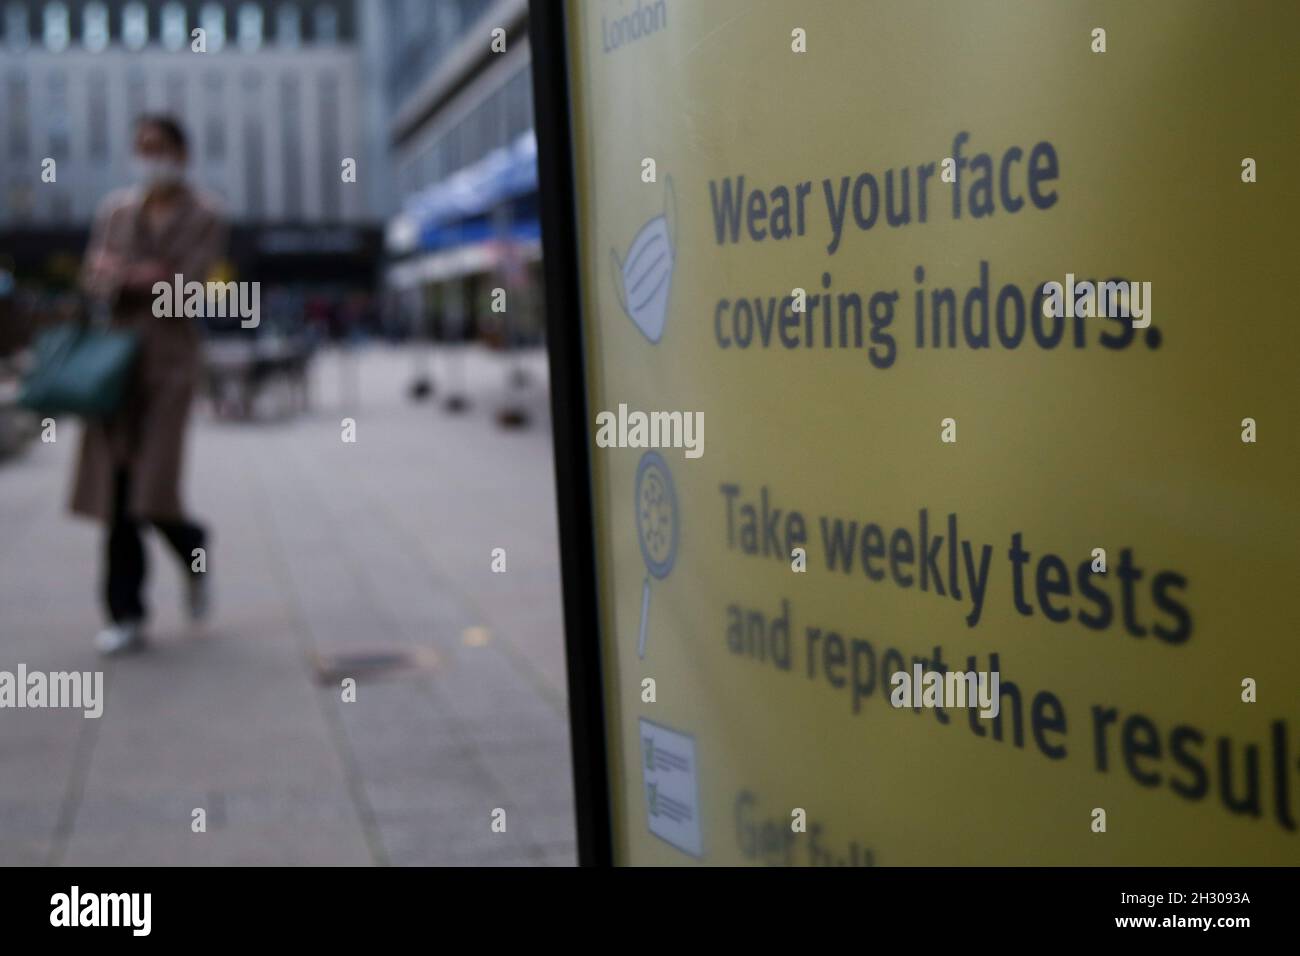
top-left (635, 450), bottom-right (678, 659)
top-left (611, 176), bottom-right (677, 343)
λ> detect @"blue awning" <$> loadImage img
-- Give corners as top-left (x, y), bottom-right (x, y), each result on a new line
top-left (404, 130), bottom-right (538, 233)
top-left (417, 209), bottom-right (540, 253)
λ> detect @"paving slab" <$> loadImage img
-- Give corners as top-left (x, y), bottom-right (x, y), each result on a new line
top-left (0, 344), bottom-right (575, 866)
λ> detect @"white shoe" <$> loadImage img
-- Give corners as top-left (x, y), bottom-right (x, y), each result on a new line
top-left (187, 574), bottom-right (211, 622)
top-left (94, 621), bottom-right (144, 655)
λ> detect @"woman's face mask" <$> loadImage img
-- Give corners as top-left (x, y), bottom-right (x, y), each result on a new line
top-left (132, 156), bottom-right (185, 188)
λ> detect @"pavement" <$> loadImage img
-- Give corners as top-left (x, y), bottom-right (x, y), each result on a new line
top-left (0, 343), bottom-right (577, 866)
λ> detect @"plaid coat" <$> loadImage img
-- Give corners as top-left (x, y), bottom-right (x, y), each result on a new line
top-left (70, 185), bottom-right (226, 523)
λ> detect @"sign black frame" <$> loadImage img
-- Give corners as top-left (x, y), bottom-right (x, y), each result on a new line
top-left (529, 0), bottom-right (616, 867)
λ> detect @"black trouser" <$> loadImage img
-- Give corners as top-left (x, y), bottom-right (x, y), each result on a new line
top-left (105, 468), bottom-right (206, 624)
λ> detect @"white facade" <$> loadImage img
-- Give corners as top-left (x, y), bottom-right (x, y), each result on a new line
top-left (1, 1), bottom-right (373, 227)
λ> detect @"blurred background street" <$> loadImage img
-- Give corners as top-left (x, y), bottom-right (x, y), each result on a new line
top-left (1, 344), bottom-right (573, 865)
top-left (0, 1), bottom-right (578, 865)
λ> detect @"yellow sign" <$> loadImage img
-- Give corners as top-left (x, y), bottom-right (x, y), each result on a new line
top-left (565, 0), bottom-right (1300, 864)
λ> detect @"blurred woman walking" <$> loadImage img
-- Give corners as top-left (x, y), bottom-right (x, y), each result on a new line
top-left (73, 115), bottom-right (226, 654)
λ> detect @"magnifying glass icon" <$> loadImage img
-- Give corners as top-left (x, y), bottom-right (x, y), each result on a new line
top-left (635, 450), bottom-right (678, 659)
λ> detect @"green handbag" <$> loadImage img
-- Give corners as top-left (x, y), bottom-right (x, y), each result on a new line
top-left (18, 321), bottom-right (140, 419)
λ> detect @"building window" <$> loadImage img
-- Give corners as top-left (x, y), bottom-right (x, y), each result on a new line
top-left (43, 2), bottom-right (70, 52)
top-left (166, 72), bottom-right (187, 119)
top-left (126, 70), bottom-right (147, 124)
top-left (8, 181), bottom-right (34, 222)
top-left (398, 158), bottom-right (415, 201)
top-left (444, 122), bottom-right (463, 174)
top-left (318, 73), bottom-right (340, 218)
top-left (123, 2), bottom-right (149, 50)
top-left (47, 74), bottom-right (70, 161)
top-left (4, 4), bottom-right (29, 52)
top-left (200, 3), bottom-right (226, 52)
top-left (276, 4), bottom-right (301, 47)
top-left (6, 74), bottom-right (29, 159)
top-left (242, 74), bottom-right (265, 219)
top-left (313, 5), bottom-right (338, 44)
top-left (88, 74), bottom-right (109, 160)
top-left (162, 2), bottom-right (187, 51)
top-left (51, 191), bottom-right (72, 223)
top-left (203, 73), bottom-right (226, 161)
top-left (237, 3), bottom-right (263, 51)
top-left (506, 69), bottom-right (533, 140)
top-left (402, 0), bottom-right (427, 31)
top-left (83, 1), bottom-right (109, 52)
top-left (434, 139), bottom-right (448, 182)
top-left (418, 140), bottom-right (436, 190)
top-left (280, 75), bottom-right (302, 219)
top-left (435, 2), bottom-right (462, 50)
